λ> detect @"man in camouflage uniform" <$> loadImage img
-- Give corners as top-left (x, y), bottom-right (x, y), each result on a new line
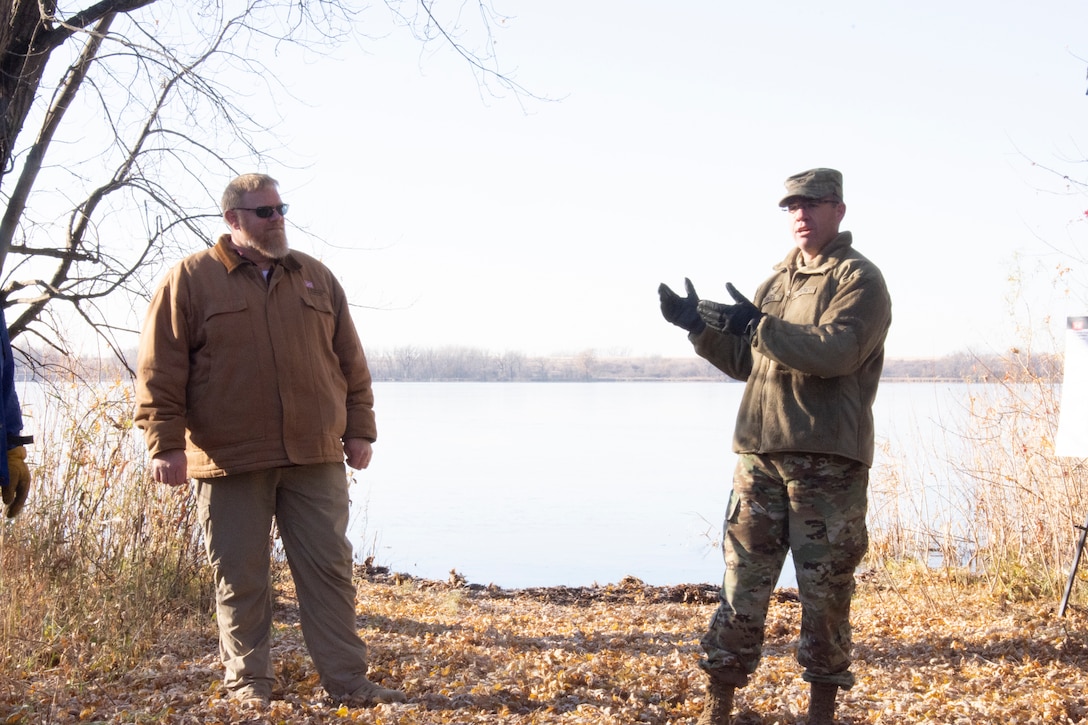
top-left (657, 168), bottom-right (891, 725)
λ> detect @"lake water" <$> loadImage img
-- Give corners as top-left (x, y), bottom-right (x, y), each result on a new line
top-left (351, 381), bottom-right (973, 590)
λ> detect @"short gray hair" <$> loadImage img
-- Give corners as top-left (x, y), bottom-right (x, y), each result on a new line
top-left (221, 173), bottom-right (278, 213)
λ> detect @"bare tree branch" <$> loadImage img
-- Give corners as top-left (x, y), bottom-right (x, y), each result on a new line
top-left (0, 0), bottom-right (535, 371)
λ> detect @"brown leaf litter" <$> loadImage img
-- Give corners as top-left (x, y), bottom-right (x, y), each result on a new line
top-left (3, 564), bottom-right (1088, 724)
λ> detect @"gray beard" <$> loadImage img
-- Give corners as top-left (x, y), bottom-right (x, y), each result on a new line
top-left (260, 239), bottom-right (289, 260)
top-left (242, 232), bottom-right (288, 260)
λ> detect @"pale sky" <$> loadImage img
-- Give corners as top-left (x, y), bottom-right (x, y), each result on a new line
top-left (255, 1), bottom-right (1088, 360)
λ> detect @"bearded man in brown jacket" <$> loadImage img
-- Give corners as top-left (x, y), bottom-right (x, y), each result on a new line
top-left (135, 173), bottom-right (405, 710)
top-left (658, 168), bottom-right (891, 725)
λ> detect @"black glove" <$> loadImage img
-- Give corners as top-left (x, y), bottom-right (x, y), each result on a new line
top-left (697, 282), bottom-right (763, 336)
top-left (658, 278), bottom-right (706, 335)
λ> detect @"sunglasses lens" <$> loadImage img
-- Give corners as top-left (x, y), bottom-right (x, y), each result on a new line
top-left (246, 204), bottom-right (288, 218)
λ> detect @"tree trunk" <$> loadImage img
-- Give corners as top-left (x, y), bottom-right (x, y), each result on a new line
top-left (0, 1), bottom-right (60, 181)
top-left (0, 0), bottom-right (158, 190)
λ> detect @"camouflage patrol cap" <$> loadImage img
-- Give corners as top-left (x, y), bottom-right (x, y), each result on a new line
top-left (778, 168), bottom-right (843, 206)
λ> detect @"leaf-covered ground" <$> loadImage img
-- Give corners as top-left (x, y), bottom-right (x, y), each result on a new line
top-left (3, 566), bottom-right (1088, 724)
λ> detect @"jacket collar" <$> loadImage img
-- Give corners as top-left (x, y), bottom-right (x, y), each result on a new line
top-left (776, 231), bottom-right (853, 275)
top-left (212, 234), bottom-right (302, 273)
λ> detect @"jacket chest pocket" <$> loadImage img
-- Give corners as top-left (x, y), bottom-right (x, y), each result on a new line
top-left (780, 284), bottom-right (821, 324)
top-left (298, 291), bottom-right (337, 344)
top-left (200, 296), bottom-right (251, 350)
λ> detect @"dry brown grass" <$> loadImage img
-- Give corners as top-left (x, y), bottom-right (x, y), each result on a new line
top-left (869, 366), bottom-right (1088, 604)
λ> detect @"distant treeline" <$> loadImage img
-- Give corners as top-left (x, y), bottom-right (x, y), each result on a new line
top-left (16, 347), bottom-right (1064, 384)
top-left (364, 347), bottom-right (1065, 383)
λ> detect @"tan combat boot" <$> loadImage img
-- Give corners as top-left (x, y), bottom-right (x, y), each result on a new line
top-left (696, 677), bottom-right (734, 725)
top-left (807, 682), bottom-right (838, 725)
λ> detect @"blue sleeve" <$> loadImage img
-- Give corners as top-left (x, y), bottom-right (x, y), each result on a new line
top-left (0, 307), bottom-right (23, 442)
top-left (0, 308), bottom-right (20, 488)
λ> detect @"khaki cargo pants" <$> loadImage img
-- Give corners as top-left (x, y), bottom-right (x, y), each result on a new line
top-left (195, 462), bottom-right (370, 700)
top-left (700, 452), bottom-right (869, 690)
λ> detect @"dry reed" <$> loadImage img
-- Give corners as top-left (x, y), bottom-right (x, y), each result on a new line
top-left (0, 372), bottom-right (209, 686)
top-left (867, 351), bottom-right (1088, 605)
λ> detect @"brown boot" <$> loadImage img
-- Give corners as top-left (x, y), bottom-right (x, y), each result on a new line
top-left (340, 678), bottom-right (407, 707)
top-left (696, 677), bottom-right (734, 725)
top-left (807, 682), bottom-right (838, 725)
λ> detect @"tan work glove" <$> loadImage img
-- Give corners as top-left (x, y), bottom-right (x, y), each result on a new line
top-left (3, 445), bottom-right (30, 518)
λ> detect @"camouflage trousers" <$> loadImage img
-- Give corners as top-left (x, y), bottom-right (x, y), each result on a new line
top-left (700, 452), bottom-right (869, 690)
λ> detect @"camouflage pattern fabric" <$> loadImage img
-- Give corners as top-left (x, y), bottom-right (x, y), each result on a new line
top-left (699, 452), bottom-right (869, 690)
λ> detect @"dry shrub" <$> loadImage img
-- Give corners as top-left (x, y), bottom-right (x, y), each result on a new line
top-left (0, 370), bottom-right (209, 685)
top-left (868, 349), bottom-right (1086, 604)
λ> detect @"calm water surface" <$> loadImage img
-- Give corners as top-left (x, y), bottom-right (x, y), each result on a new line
top-left (353, 381), bottom-right (971, 589)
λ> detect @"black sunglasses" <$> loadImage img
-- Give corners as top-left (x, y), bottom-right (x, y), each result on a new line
top-left (233, 204), bottom-right (289, 219)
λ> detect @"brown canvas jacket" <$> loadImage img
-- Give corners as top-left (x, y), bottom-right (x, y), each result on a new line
top-left (692, 231), bottom-right (891, 466)
top-left (135, 235), bottom-right (376, 479)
